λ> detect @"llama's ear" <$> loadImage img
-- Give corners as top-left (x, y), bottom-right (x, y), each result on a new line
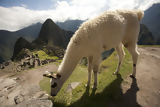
top-left (56, 73), bottom-right (61, 79)
top-left (52, 73), bottom-right (57, 79)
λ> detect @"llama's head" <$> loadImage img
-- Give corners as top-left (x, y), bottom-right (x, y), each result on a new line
top-left (43, 72), bottom-right (62, 96)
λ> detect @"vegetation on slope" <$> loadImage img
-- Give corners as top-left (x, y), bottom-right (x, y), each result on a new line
top-left (33, 50), bottom-right (59, 60)
top-left (40, 48), bottom-right (132, 107)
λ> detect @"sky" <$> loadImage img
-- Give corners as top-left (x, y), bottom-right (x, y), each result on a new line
top-left (0, 0), bottom-right (160, 31)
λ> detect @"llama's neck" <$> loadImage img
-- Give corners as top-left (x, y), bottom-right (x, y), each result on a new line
top-left (58, 44), bottom-right (82, 83)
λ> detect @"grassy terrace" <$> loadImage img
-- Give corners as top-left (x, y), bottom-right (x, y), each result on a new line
top-left (39, 48), bottom-right (132, 107)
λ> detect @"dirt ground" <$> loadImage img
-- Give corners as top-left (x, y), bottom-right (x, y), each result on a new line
top-left (137, 47), bottom-right (160, 107)
top-left (120, 47), bottom-right (160, 107)
top-left (0, 63), bottom-right (58, 106)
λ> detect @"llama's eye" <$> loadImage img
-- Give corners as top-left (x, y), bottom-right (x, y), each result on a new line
top-left (51, 83), bottom-right (57, 88)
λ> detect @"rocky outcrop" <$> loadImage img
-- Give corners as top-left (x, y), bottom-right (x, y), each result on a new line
top-left (17, 53), bottom-right (41, 72)
top-left (45, 46), bottom-right (65, 58)
top-left (14, 98), bottom-right (53, 107)
top-left (1, 50), bottom-right (57, 72)
top-left (0, 60), bottom-right (15, 71)
top-left (0, 76), bottom-right (52, 107)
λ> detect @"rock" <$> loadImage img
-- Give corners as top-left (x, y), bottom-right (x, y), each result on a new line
top-left (102, 48), bottom-right (115, 60)
top-left (0, 64), bottom-right (5, 69)
top-left (14, 94), bottom-right (24, 104)
top-left (41, 60), bottom-right (48, 65)
top-left (15, 99), bottom-right (53, 107)
top-left (29, 58), bottom-right (35, 68)
top-left (16, 65), bottom-right (22, 72)
top-left (0, 96), bottom-right (6, 105)
top-left (4, 61), bottom-right (10, 66)
top-left (0, 78), bottom-right (20, 106)
top-left (37, 59), bottom-right (41, 66)
top-left (12, 77), bottom-right (21, 81)
top-left (34, 59), bottom-right (41, 67)
top-left (0, 78), bottom-right (17, 90)
top-left (66, 82), bottom-right (80, 93)
top-left (33, 91), bottom-right (48, 99)
top-left (34, 54), bottom-right (38, 57)
top-left (48, 59), bottom-right (55, 63)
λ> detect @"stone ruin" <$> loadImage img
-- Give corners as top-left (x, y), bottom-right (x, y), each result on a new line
top-left (16, 54), bottom-right (41, 72)
top-left (0, 53), bottom-right (56, 72)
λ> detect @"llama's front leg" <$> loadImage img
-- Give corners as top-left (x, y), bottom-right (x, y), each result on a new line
top-left (87, 56), bottom-right (93, 87)
top-left (93, 65), bottom-right (99, 89)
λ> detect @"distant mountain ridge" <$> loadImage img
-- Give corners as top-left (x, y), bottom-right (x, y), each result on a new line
top-left (0, 23), bottom-right (42, 60)
top-left (12, 19), bottom-right (74, 60)
top-left (15, 23), bottom-right (42, 41)
top-left (56, 20), bottom-right (84, 32)
top-left (142, 3), bottom-right (160, 41)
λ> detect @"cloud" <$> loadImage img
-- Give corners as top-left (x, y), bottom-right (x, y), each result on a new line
top-left (20, 4), bottom-right (28, 8)
top-left (0, 0), bottom-right (160, 31)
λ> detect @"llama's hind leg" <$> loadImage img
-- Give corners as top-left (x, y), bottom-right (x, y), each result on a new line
top-left (87, 56), bottom-right (93, 87)
top-left (126, 44), bottom-right (139, 78)
top-left (114, 43), bottom-right (125, 75)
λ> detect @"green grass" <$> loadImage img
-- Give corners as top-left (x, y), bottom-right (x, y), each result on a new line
top-left (33, 50), bottom-right (59, 60)
top-left (39, 48), bottom-right (132, 107)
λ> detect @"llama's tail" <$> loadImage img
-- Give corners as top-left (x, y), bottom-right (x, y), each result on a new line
top-left (135, 10), bottom-right (144, 21)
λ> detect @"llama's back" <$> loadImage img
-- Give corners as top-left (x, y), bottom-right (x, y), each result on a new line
top-left (72, 11), bottom-right (126, 50)
top-left (69, 10), bottom-right (143, 55)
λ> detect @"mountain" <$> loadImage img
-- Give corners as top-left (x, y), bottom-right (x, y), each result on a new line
top-left (0, 30), bottom-right (18, 60)
top-left (12, 37), bottom-right (34, 60)
top-left (56, 19), bottom-right (84, 32)
top-left (15, 23), bottom-right (42, 41)
top-left (142, 3), bottom-right (160, 41)
top-left (138, 24), bottom-right (154, 45)
top-left (34, 18), bottom-right (73, 48)
top-left (0, 23), bottom-right (42, 60)
top-left (12, 19), bottom-right (74, 60)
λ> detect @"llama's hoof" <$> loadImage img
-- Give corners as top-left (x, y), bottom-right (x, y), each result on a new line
top-left (85, 84), bottom-right (90, 88)
top-left (113, 72), bottom-right (119, 75)
top-left (92, 86), bottom-right (97, 90)
top-left (130, 74), bottom-right (135, 79)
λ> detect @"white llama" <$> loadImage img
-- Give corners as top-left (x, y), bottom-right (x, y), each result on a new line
top-left (43, 10), bottom-right (144, 96)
